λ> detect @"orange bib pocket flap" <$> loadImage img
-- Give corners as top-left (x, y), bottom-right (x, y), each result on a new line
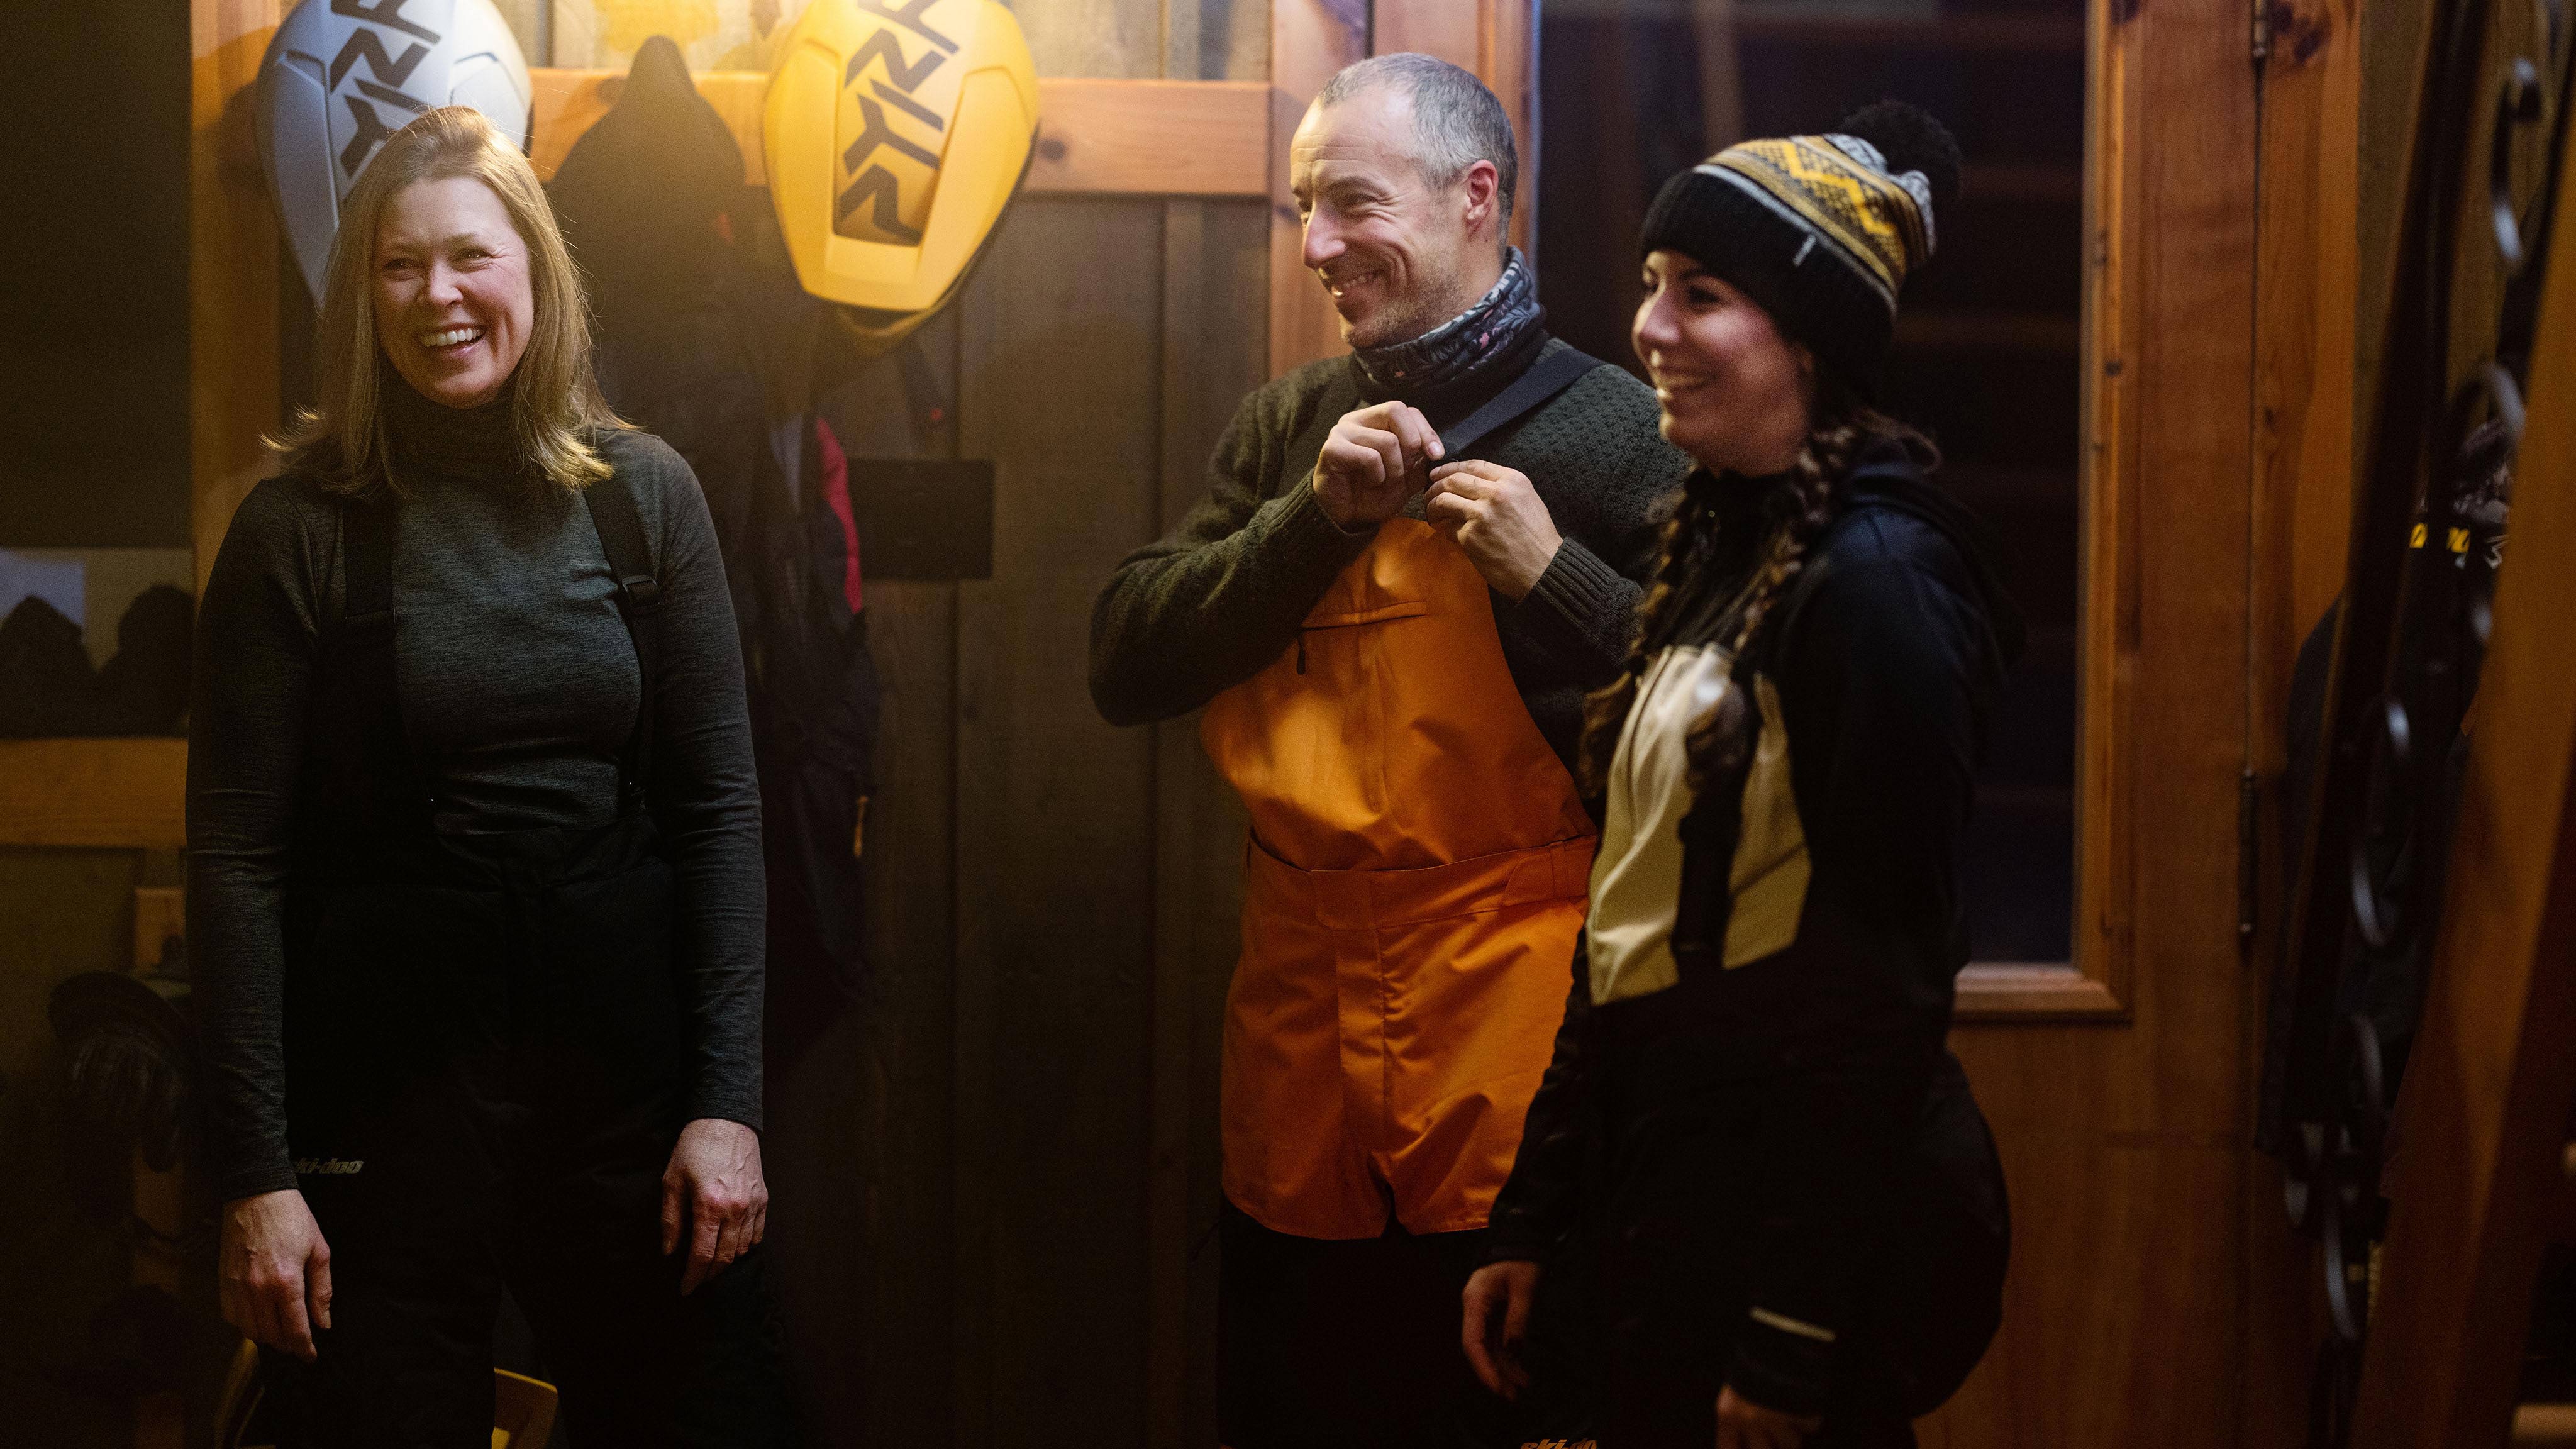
top-left (1299, 597), bottom-right (1431, 630)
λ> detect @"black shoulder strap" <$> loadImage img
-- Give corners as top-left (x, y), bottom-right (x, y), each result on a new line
top-left (323, 490), bottom-right (431, 836)
top-left (1438, 345), bottom-right (1605, 459)
top-left (582, 472), bottom-right (663, 811)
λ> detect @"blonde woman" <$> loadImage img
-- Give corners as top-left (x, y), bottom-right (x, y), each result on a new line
top-left (190, 108), bottom-right (788, 1446)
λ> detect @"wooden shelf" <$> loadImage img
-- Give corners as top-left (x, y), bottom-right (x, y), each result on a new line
top-left (1731, 8), bottom-right (2086, 52)
top-left (0, 738), bottom-right (187, 850)
top-left (2516, 1404), bottom-right (2576, 1447)
top-left (1955, 962), bottom-right (2127, 1020)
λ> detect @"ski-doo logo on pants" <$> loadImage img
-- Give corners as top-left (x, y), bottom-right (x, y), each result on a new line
top-left (833, 0), bottom-right (972, 247)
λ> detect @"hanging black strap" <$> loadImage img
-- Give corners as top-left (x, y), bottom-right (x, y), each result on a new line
top-left (1437, 344), bottom-right (1604, 459)
top-left (582, 473), bottom-right (662, 810)
top-left (331, 489), bottom-right (430, 831)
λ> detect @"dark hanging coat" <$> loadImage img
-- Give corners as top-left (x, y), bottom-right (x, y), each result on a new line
top-left (549, 36), bottom-right (881, 1072)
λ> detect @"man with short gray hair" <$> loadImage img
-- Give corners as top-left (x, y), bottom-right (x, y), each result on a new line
top-left (1091, 53), bottom-right (1685, 1447)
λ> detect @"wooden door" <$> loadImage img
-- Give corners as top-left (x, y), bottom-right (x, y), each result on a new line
top-left (1918, 0), bottom-right (2322, 1436)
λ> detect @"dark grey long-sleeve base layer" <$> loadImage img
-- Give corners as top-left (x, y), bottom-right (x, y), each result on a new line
top-left (189, 402), bottom-right (765, 1205)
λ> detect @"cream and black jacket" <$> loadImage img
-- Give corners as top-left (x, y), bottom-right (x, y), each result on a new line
top-left (1484, 438), bottom-right (2023, 1417)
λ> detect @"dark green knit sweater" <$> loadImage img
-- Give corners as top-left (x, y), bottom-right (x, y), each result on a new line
top-left (1089, 340), bottom-right (1690, 771)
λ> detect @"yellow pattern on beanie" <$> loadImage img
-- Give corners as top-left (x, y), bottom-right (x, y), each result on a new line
top-left (1708, 134), bottom-right (1933, 303)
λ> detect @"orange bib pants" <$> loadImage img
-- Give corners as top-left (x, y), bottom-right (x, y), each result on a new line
top-left (1202, 518), bottom-right (1596, 1239)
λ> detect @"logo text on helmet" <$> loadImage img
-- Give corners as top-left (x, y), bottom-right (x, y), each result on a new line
top-left (833, 0), bottom-right (972, 248)
top-left (330, 0), bottom-right (442, 182)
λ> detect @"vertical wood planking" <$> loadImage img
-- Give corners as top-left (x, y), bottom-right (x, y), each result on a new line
top-left (1487, 0), bottom-right (1536, 257)
top-left (2243, 0), bottom-right (2367, 1435)
top-left (1270, 0), bottom-right (1368, 375)
top-left (1692, 0), bottom-right (1746, 160)
top-left (764, 308), bottom-right (966, 1448)
top-left (1146, 196), bottom-right (1206, 1449)
top-left (954, 195), bottom-right (1168, 1445)
top-left (1146, 197), bottom-right (1269, 1447)
top-left (1370, 0), bottom-right (1541, 255)
top-left (191, 0), bottom-right (280, 589)
top-left (1143, 9), bottom-right (1270, 1445)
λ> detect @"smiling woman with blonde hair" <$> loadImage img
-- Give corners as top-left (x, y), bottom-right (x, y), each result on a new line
top-left (275, 106), bottom-right (615, 494)
top-left (190, 106), bottom-right (791, 1446)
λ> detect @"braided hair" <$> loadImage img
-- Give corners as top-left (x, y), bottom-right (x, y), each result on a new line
top-left (1577, 374), bottom-right (1935, 797)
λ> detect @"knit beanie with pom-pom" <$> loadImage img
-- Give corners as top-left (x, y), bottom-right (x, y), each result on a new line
top-left (1640, 99), bottom-right (1963, 392)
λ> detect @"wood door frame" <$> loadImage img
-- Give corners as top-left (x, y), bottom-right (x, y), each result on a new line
top-left (1955, 0), bottom-right (2148, 1021)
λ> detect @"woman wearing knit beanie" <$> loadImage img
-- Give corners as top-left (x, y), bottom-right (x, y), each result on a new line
top-left (1459, 103), bottom-right (2019, 1448)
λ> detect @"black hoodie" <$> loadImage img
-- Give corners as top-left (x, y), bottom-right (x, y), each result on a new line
top-left (1484, 437), bottom-right (2021, 1419)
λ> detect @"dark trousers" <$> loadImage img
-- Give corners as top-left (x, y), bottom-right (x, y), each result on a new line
top-left (1218, 1199), bottom-right (1596, 1449)
top-left (266, 1078), bottom-right (791, 1449)
top-left (269, 819), bottom-right (791, 1448)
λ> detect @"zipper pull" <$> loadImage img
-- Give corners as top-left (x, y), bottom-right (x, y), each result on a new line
top-left (1296, 633), bottom-right (1308, 674)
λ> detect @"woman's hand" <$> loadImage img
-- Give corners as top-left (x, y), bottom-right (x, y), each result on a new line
top-left (662, 1118), bottom-right (769, 1293)
top-left (219, 1190), bottom-right (333, 1361)
top-left (1425, 461), bottom-right (1565, 599)
top-left (1460, 1258), bottom-right (1543, 1399)
top-left (1716, 1384), bottom-right (1823, 1449)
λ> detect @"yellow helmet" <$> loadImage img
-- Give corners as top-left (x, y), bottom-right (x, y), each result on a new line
top-left (765, 0), bottom-right (1038, 360)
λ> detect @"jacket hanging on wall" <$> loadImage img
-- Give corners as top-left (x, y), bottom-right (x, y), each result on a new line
top-left (550, 36), bottom-right (882, 1070)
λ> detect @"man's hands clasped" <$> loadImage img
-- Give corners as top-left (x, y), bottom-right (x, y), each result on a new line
top-left (1316, 401), bottom-right (1445, 530)
top-left (1313, 401), bottom-right (1563, 599)
top-left (1425, 459), bottom-right (1563, 600)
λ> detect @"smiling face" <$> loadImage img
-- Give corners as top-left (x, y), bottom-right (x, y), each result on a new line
top-left (1632, 249), bottom-right (1816, 476)
top-left (371, 174), bottom-right (536, 409)
top-left (1289, 85), bottom-right (1502, 349)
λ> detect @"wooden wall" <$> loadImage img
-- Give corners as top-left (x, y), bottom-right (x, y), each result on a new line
top-left (755, 6), bottom-right (1268, 1445)
top-left (0, 848), bottom-right (181, 1448)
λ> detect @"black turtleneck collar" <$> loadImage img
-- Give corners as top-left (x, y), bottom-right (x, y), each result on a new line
top-left (381, 364), bottom-right (522, 486)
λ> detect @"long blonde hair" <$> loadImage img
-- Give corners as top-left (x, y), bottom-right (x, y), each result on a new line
top-left (271, 106), bottom-right (620, 495)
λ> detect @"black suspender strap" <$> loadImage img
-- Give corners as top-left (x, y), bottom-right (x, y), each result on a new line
top-left (331, 490), bottom-right (430, 830)
top-left (1289, 345), bottom-right (1607, 497)
top-left (1436, 344), bottom-right (1604, 460)
top-left (581, 473), bottom-right (662, 810)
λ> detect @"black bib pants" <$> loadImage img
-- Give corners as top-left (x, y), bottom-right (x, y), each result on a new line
top-left (264, 483), bottom-right (791, 1448)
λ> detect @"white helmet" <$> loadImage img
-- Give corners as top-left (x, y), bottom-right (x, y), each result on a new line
top-left (256, 0), bottom-right (533, 306)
